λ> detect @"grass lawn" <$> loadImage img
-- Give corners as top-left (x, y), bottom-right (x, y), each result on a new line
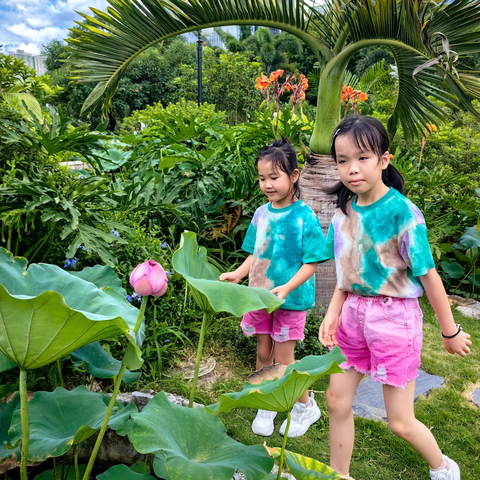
top-left (156, 299), bottom-right (480, 479)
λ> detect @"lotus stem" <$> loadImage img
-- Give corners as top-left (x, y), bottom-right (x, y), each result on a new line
top-left (83, 296), bottom-right (147, 480)
top-left (75, 446), bottom-right (79, 480)
top-left (189, 311), bottom-right (208, 408)
top-left (277, 410), bottom-right (291, 480)
top-left (133, 296), bottom-right (148, 334)
top-left (19, 369), bottom-right (29, 480)
top-left (82, 364), bottom-right (127, 480)
top-left (57, 359), bottom-right (64, 388)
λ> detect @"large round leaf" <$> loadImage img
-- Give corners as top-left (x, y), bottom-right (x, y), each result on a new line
top-left (34, 465), bottom-right (86, 480)
top-left (71, 342), bottom-right (141, 384)
top-left (0, 351), bottom-right (15, 373)
top-left (172, 232), bottom-right (283, 315)
top-left (131, 392), bottom-right (274, 480)
top-left (96, 464), bottom-right (156, 480)
top-left (0, 248), bottom-right (142, 369)
top-left (460, 225), bottom-right (480, 249)
top-left (284, 450), bottom-right (341, 479)
top-left (0, 393), bottom-right (21, 473)
top-left (207, 348), bottom-right (345, 414)
top-left (8, 386), bottom-right (137, 462)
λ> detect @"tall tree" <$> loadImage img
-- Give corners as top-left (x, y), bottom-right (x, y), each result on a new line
top-left (68, 0), bottom-right (480, 302)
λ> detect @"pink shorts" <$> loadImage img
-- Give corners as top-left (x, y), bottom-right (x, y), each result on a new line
top-left (336, 292), bottom-right (423, 389)
top-left (241, 308), bottom-right (307, 343)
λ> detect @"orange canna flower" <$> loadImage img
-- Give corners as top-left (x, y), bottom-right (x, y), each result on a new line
top-left (426, 123), bottom-right (437, 132)
top-left (358, 92), bottom-right (368, 102)
top-left (255, 73), bottom-right (271, 91)
top-left (269, 69), bottom-right (284, 82)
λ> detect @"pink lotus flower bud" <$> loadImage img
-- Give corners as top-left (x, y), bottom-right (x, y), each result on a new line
top-left (129, 260), bottom-right (168, 297)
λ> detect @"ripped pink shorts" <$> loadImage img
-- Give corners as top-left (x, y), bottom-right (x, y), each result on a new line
top-left (241, 308), bottom-right (307, 343)
top-left (336, 292), bottom-right (423, 389)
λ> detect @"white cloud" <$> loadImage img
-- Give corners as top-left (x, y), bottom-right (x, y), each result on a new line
top-left (1, 0), bottom-right (108, 55)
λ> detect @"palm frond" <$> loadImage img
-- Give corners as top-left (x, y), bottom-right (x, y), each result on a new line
top-left (68, 0), bottom-right (330, 115)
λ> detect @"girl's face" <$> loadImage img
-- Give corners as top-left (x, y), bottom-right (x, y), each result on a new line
top-left (257, 159), bottom-right (299, 209)
top-left (334, 133), bottom-right (390, 204)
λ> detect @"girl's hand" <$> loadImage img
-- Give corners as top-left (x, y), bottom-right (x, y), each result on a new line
top-left (319, 315), bottom-right (339, 347)
top-left (219, 271), bottom-right (241, 284)
top-left (270, 284), bottom-right (290, 300)
top-left (443, 330), bottom-right (472, 357)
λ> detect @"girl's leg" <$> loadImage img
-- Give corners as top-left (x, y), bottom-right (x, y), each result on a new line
top-left (327, 369), bottom-right (364, 476)
top-left (383, 380), bottom-right (444, 469)
top-left (256, 334), bottom-right (274, 370)
top-left (273, 340), bottom-right (310, 402)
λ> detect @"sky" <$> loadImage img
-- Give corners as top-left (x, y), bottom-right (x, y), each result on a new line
top-left (0, 0), bottom-right (109, 55)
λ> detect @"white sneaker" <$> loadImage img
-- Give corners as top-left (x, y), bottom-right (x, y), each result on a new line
top-left (279, 392), bottom-right (321, 437)
top-left (252, 409), bottom-right (277, 436)
top-left (429, 455), bottom-right (460, 480)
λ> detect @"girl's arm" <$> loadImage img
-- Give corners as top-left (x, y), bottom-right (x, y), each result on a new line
top-left (219, 254), bottom-right (253, 284)
top-left (270, 262), bottom-right (318, 299)
top-left (419, 268), bottom-right (472, 356)
top-left (318, 284), bottom-right (348, 347)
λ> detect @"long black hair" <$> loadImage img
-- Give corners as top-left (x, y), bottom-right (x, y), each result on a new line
top-left (255, 137), bottom-right (301, 202)
top-left (326, 116), bottom-right (404, 215)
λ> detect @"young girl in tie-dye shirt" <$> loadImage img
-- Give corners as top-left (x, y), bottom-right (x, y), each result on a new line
top-left (220, 138), bottom-right (327, 438)
top-left (318, 116), bottom-right (472, 480)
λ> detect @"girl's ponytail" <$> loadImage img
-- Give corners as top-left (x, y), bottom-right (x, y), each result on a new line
top-left (382, 164), bottom-right (404, 195)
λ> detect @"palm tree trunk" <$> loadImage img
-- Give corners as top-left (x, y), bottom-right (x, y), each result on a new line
top-left (299, 153), bottom-right (338, 306)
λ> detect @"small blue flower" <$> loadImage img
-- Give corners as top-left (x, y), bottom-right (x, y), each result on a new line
top-left (64, 257), bottom-right (78, 269)
top-left (78, 246), bottom-right (87, 251)
top-left (110, 244), bottom-right (113, 247)
top-left (79, 174), bottom-right (84, 179)
top-left (131, 292), bottom-right (140, 298)
top-left (300, 343), bottom-right (305, 348)
top-left (63, 259), bottom-right (71, 268)
top-left (164, 339), bottom-right (170, 344)
top-left (166, 271), bottom-right (172, 276)
top-left (110, 229), bottom-right (120, 237)
top-left (161, 242), bottom-right (168, 248)
top-left (126, 294), bottom-right (133, 303)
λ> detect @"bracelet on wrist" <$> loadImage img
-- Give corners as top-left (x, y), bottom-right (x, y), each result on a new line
top-left (442, 323), bottom-right (462, 339)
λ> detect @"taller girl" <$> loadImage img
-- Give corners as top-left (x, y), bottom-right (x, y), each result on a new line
top-left (319, 116), bottom-right (472, 480)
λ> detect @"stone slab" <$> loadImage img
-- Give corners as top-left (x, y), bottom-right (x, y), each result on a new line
top-left (472, 388), bottom-right (480, 408)
top-left (353, 370), bottom-right (445, 421)
top-left (456, 303), bottom-right (480, 320)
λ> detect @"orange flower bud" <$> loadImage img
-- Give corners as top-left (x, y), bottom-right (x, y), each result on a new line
top-left (427, 123), bottom-right (437, 132)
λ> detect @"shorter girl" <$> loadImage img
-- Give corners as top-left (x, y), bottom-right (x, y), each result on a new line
top-left (220, 138), bottom-right (328, 437)
top-left (319, 116), bottom-right (472, 480)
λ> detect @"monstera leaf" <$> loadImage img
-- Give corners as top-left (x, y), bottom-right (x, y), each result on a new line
top-left (96, 464), bottom-right (156, 480)
top-left (8, 386), bottom-right (137, 462)
top-left (131, 392), bottom-right (274, 480)
top-left (207, 348), bottom-right (345, 414)
top-left (71, 342), bottom-right (141, 384)
top-left (172, 232), bottom-right (283, 314)
top-left (0, 248), bottom-right (142, 370)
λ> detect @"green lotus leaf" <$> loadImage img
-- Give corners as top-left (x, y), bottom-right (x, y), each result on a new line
top-left (0, 383), bottom-right (18, 400)
top-left (68, 264), bottom-right (126, 296)
top-left (284, 450), bottom-right (341, 479)
top-left (440, 261), bottom-right (465, 279)
top-left (96, 464), bottom-right (156, 480)
top-left (130, 462), bottom-right (151, 475)
top-left (71, 342), bottom-right (141, 384)
top-left (152, 451), bottom-right (170, 480)
top-left (207, 348), bottom-right (345, 414)
top-left (0, 392), bottom-right (21, 473)
top-left (172, 232), bottom-right (283, 315)
top-left (131, 392), bottom-right (274, 480)
top-left (8, 386), bottom-right (137, 462)
top-left (34, 465), bottom-right (86, 480)
top-left (460, 225), bottom-right (480, 249)
top-left (0, 352), bottom-right (15, 373)
top-left (0, 248), bottom-right (142, 369)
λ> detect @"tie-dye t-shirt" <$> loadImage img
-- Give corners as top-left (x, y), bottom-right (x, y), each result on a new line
top-left (242, 200), bottom-right (327, 310)
top-left (322, 188), bottom-right (434, 298)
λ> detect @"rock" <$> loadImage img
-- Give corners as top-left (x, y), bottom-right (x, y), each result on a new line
top-left (448, 295), bottom-right (477, 306)
top-left (352, 370), bottom-right (445, 421)
top-left (456, 302), bottom-right (480, 320)
top-left (472, 388), bottom-right (480, 408)
top-left (117, 390), bottom-right (204, 411)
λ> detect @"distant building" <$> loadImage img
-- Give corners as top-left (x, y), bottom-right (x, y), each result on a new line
top-left (8, 50), bottom-right (47, 76)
